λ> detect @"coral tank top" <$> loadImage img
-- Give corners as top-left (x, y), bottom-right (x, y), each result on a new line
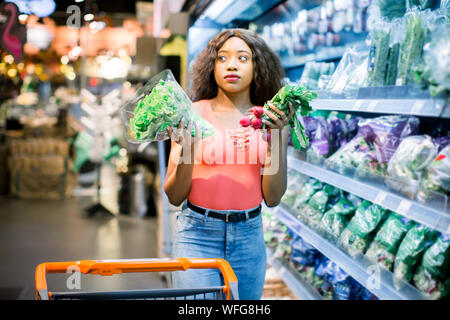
top-left (188, 100), bottom-right (267, 210)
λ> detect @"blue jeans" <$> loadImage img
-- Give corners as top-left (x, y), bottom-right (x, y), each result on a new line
top-left (171, 203), bottom-right (267, 300)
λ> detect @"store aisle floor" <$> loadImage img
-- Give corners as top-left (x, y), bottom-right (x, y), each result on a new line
top-left (0, 195), bottom-right (167, 300)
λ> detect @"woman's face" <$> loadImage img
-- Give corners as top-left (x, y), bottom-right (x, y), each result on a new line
top-left (214, 36), bottom-right (254, 95)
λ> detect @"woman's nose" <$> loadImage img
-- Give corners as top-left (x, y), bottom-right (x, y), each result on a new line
top-left (226, 57), bottom-right (238, 71)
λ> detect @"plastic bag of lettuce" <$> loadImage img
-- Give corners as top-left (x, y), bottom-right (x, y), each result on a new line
top-left (120, 69), bottom-right (215, 142)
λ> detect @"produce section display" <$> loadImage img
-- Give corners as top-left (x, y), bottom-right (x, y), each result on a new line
top-left (274, 169), bottom-right (450, 299)
top-left (296, 112), bottom-right (450, 204)
top-left (263, 209), bottom-right (379, 300)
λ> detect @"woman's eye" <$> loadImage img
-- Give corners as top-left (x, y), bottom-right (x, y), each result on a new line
top-left (239, 56), bottom-right (248, 62)
top-left (218, 56), bottom-right (227, 62)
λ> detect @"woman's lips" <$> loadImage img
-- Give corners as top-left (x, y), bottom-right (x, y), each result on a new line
top-left (224, 75), bottom-right (240, 82)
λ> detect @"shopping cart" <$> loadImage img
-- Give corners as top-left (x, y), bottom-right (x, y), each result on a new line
top-left (35, 257), bottom-right (239, 300)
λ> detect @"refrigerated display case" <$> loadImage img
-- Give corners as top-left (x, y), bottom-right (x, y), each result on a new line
top-left (181, 0), bottom-right (449, 300)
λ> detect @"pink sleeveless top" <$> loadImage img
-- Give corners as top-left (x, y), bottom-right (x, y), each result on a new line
top-left (188, 100), bottom-right (268, 210)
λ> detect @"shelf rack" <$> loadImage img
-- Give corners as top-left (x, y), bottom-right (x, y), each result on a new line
top-left (265, 247), bottom-right (324, 300)
top-left (269, 204), bottom-right (429, 300)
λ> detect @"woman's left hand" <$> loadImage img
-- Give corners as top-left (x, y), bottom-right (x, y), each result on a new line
top-left (262, 102), bottom-right (295, 130)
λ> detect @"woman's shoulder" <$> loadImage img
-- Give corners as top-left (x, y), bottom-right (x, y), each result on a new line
top-left (192, 99), bottom-right (212, 116)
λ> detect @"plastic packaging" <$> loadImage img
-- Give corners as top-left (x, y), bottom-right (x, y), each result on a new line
top-left (384, 19), bottom-right (404, 85)
top-left (418, 23), bottom-right (450, 96)
top-left (365, 213), bottom-right (414, 271)
top-left (304, 115), bottom-right (331, 164)
top-left (120, 69), bottom-right (215, 143)
top-left (393, 224), bottom-right (437, 288)
top-left (326, 46), bottom-right (369, 95)
top-left (326, 134), bottom-right (372, 175)
top-left (299, 61), bottom-right (336, 90)
top-left (339, 200), bottom-right (388, 256)
top-left (413, 233), bottom-right (450, 299)
top-left (368, 21), bottom-right (391, 86)
top-left (320, 193), bottom-right (358, 241)
top-left (386, 135), bottom-right (437, 199)
top-left (417, 144), bottom-right (450, 202)
top-left (396, 10), bottom-right (426, 85)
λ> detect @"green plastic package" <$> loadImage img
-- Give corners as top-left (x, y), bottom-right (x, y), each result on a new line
top-left (339, 201), bottom-right (388, 256)
top-left (396, 10), bottom-right (426, 85)
top-left (121, 69), bottom-right (215, 142)
top-left (365, 213), bottom-right (414, 271)
top-left (293, 179), bottom-right (323, 211)
top-left (393, 224), bottom-right (437, 288)
top-left (413, 234), bottom-right (450, 299)
top-left (320, 193), bottom-right (358, 241)
top-left (299, 185), bottom-right (337, 229)
top-left (368, 26), bottom-right (391, 87)
top-left (418, 145), bottom-right (450, 202)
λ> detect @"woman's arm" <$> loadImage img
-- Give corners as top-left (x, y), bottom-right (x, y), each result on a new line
top-left (260, 103), bottom-right (294, 207)
top-left (164, 103), bottom-right (203, 206)
top-left (261, 127), bottom-right (289, 207)
top-left (164, 140), bottom-right (196, 206)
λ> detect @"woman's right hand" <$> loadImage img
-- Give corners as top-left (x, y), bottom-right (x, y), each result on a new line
top-left (166, 118), bottom-right (201, 164)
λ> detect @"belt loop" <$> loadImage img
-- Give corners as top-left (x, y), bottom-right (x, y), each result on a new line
top-left (244, 210), bottom-right (249, 222)
top-left (204, 209), bottom-right (209, 223)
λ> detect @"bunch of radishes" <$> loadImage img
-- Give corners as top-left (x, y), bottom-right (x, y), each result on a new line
top-left (240, 106), bottom-right (271, 142)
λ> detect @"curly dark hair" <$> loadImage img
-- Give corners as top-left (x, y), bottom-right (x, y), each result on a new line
top-left (189, 28), bottom-right (285, 106)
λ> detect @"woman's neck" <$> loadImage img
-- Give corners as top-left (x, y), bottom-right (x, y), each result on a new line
top-left (212, 88), bottom-right (252, 113)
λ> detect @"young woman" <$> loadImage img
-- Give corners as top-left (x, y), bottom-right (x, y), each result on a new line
top-left (164, 28), bottom-right (293, 300)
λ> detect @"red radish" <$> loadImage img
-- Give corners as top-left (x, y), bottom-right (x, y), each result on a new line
top-left (249, 106), bottom-right (264, 118)
top-left (251, 117), bottom-right (262, 129)
top-left (240, 116), bottom-right (251, 127)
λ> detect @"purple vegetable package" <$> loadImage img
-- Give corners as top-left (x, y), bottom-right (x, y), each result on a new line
top-left (358, 116), bottom-right (420, 164)
top-left (304, 116), bottom-right (331, 159)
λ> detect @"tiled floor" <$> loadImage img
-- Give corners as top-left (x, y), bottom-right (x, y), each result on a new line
top-left (0, 194), bottom-right (167, 300)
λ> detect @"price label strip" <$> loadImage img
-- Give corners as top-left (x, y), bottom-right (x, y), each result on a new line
top-left (373, 192), bottom-right (387, 206)
top-left (396, 200), bottom-right (412, 216)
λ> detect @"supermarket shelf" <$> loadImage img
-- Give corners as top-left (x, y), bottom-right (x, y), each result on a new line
top-left (271, 204), bottom-right (429, 300)
top-left (265, 247), bottom-right (324, 300)
top-left (287, 149), bottom-right (450, 235)
top-left (310, 98), bottom-right (449, 118)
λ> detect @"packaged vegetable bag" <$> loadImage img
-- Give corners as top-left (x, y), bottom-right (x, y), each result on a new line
top-left (292, 178), bottom-right (323, 211)
top-left (300, 185), bottom-right (337, 229)
top-left (368, 21), bottom-right (391, 87)
top-left (120, 69), bottom-right (215, 143)
top-left (320, 193), bottom-right (358, 241)
top-left (396, 9), bottom-right (427, 86)
top-left (393, 224), bottom-right (437, 289)
top-left (365, 213), bottom-right (414, 271)
top-left (386, 135), bottom-right (437, 199)
top-left (418, 144), bottom-right (450, 202)
top-left (413, 234), bottom-right (450, 299)
top-left (339, 201), bottom-right (388, 256)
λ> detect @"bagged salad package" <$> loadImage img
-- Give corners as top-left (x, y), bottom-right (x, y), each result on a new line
top-left (365, 213), bottom-right (414, 271)
top-left (413, 233), bottom-right (450, 299)
top-left (120, 69), bottom-right (215, 143)
top-left (292, 178), bottom-right (323, 211)
top-left (339, 200), bottom-right (388, 256)
top-left (304, 115), bottom-right (331, 165)
top-left (298, 185), bottom-right (339, 229)
top-left (393, 224), bottom-right (437, 289)
top-left (418, 144), bottom-right (450, 202)
top-left (281, 169), bottom-right (308, 206)
top-left (320, 192), bottom-right (359, 241)
top-left (386, 135), bottom-right (437, 199)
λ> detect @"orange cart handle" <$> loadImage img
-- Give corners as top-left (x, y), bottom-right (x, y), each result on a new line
top-left (35, 258), bottom-right (238, 300)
